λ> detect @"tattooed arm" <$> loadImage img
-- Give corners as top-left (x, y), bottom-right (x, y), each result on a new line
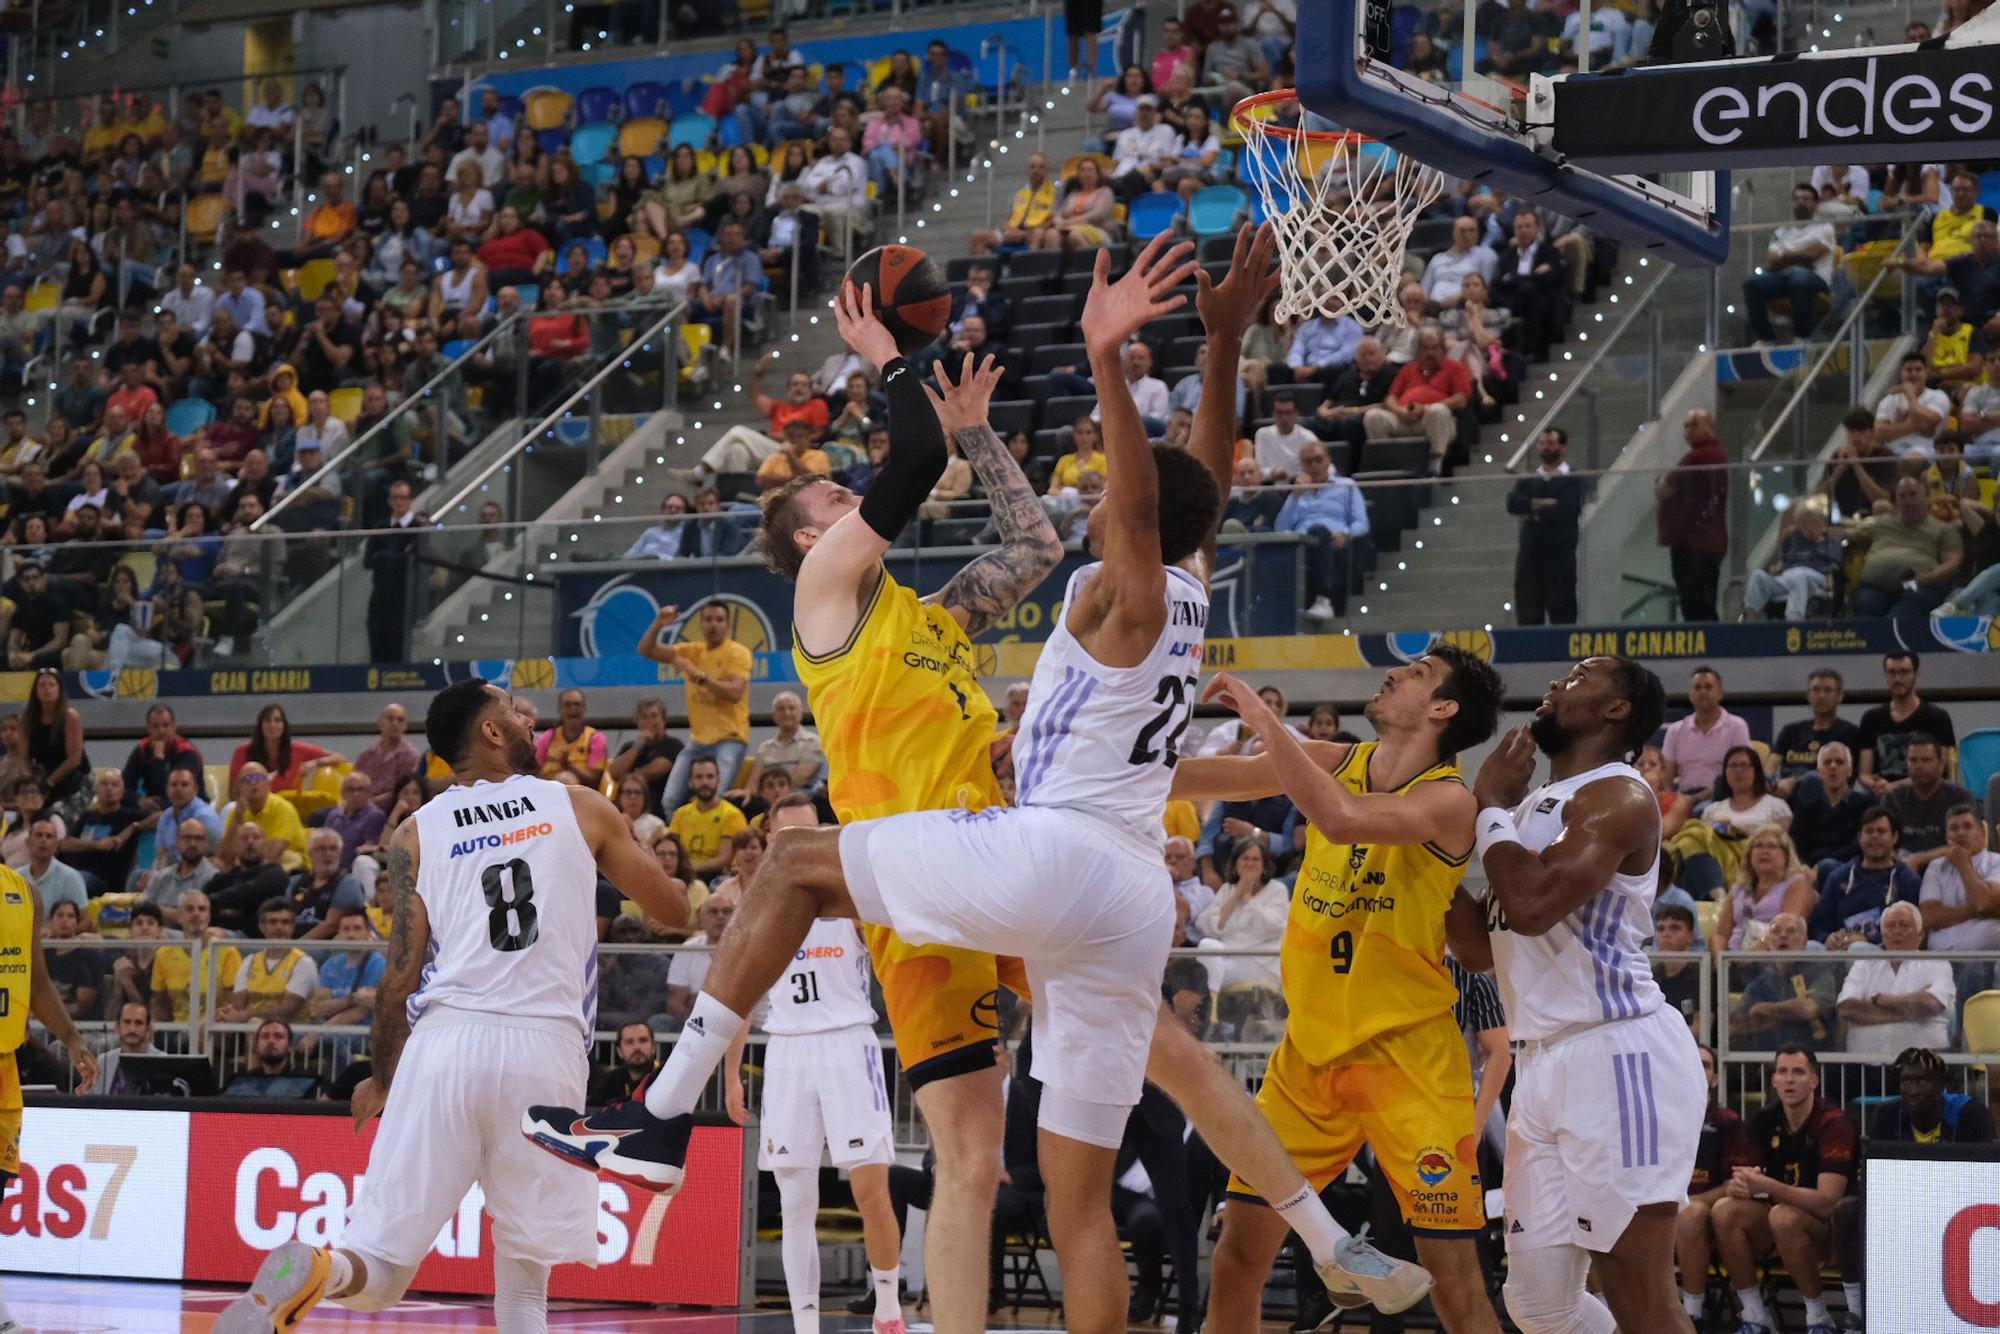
top-left (925, 354), bottom-right (1063, 637)
top-left (368, 819), bottom-right (429, 1096)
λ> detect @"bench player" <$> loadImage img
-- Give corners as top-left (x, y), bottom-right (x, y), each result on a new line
top-left (724, 793), bottom-right (905, 1334)
top-left (1188, 652), bottom-right (1506, 1334)
top-left (220, 680), bottom-right (688, 1333)
top-left (530, 228), bottom-right (1430, 1323)
top-left (1470, 656), bottom-right (1704, 1334)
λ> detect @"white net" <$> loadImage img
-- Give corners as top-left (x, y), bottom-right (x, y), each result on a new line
top-left (1233, 95), bottom-right (1447, 326)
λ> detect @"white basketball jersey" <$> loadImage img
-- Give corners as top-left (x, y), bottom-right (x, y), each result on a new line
top-left (1013, 562), bottom-right (1207, 849)
top-left (760, 918), bottom-right (877, 1035)
top-left (1490, 761), bottom-right (1663, 1042)
top-left (408, 774), bottom-right (601, 1041)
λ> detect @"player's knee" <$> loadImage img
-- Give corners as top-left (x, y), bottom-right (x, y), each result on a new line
top-left (1766, 1202), bottom-right (1819, 1242)
top-left (1501, 1272), bottom-right (1595, 1334)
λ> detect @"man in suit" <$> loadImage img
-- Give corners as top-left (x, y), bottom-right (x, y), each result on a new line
top-left (949, 261), bottom-right (1009, 340)
top-left (1490, 211), bottom-right (1566, 361)
top-left (1506, 426), bottom-right (1584, 624)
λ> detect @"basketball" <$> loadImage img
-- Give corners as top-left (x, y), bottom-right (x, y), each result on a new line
top-left (844, 244), bottom-right (951, 355)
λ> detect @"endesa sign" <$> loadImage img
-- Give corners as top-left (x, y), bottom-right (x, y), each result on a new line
top-left (1866, 1149), bottom-right (2000, 1332)
top-left (3, 1107), bottom-right (746, 1307)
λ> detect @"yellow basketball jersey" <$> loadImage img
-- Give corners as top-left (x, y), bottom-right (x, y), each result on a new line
top-left (0, 866), bottom-right (35, 1058)
top-left (794, 570), bottom-right (1002, 824)
top-left (1280, 743), bottom-right (1469, 1066)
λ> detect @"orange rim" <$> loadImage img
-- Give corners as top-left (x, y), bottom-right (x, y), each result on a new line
top-left (1229, 88), bottom-right (1377, 145)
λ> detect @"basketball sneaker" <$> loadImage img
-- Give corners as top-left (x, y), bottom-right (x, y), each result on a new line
top-left (215, 1241), bottom-right (332, 1333)
top-left (521, 1102), bottom-right (693, 1193)
top-left (873, 1316), bottom-right (908, 1334)
top-left (1316, 1230), bottom-right (1434, 1315)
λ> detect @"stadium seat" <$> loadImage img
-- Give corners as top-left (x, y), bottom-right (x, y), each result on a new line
top-left (946, 255), bottom-right (999, 282)
top-left (536, 128), bottom-right (572, 155)
top-left (645, 153), bottom-right (668, 183)
top-left (624, 81), bottom-right (668, 121)
top-left (571, 122), bottom-right (619, 167)
top-left (1009, 322), bottom-right (1071, 353)
top-left (1189, 185), bottom-right (1249, 238)
top-left (663, 82), bottom-right (703, 117)
top-left (575, 86), bottom-right (622, 125)
top-left (164, 398), bottom-right (216, 436)
top-left (1061, 152), bottom-right (1114, 182)
top-left (23, 279), bottom-right (58, 314)
top-left (1030, 342), bottom-right (1090, 376)
top-left (515, 283), bottom-right (541, 309)
top-left (679, 322), bottom-right (714, 385)
top-left (1960, 729), bottom-right (2000, 809)
top-left (618, 117), bottom-right (667, 158)
top-left (1018, 294), bottom-right (1078, 327)
top-left (1004, 250), bottom-right (1064, 287)
top-left (522, 86), bottom-right (574, 132)
top-left (585, 160), bottom-right (619, 189)
top-left (717, 114), bottom-right (747, 149)
top-left (1980, 169), bottom-right (2000, 218)
top-left (1964, 993), bottom-right (2000, 1088)
top-left (1128, 193), bottom-right (1185, 240)
top-left (1043, 394), bottom-right (1097, 427)
top-left (684, 228), bottom-right (713, 264)
top-left (574, 235), bottom-right (610, 268)
top-left (986, 400), bottom-right (1035, 439)
top-left (624, 233), bottom-right (662, 265)
top-left (184, 193), bottom-right (231, 244)
top-left (326, 387), bottom-right (365, 426)
top-left (669, 114), bottom-right (718, 150)
top-left (293, 258), bottom-right (338, 302)
top-left (441, 339), bottom-right (477, 360)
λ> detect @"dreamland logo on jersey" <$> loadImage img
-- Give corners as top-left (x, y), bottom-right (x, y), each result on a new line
top-left (1415, 1148), bottom-right (1455, 1187)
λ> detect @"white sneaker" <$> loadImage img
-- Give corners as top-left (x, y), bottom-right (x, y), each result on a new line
top-left (1305, 596), bottom-right (1336, 621)
top-left (1316, 1231), bottom-right (1435, 1315)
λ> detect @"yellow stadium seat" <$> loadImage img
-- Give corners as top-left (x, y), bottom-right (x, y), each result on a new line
top-left (621, 232), bottom-right (661, 264)
top-left (185, 193), bottom-right (231, 243)
top-left (326, 386), bottom-right (365, 426)
top-left (1966, 990), bottom-right (2000, 1054)
top-left (696, 149), bottom-right (719, 174)
top-left (293, 258), bottom-right (338, 302)
top-left (290, 760), bottom-right (353, 819)
top-left (678, 322), bottom-right (713, 385)
top-left (747, 142), bottom-right (770, 167)
top-left (775, 139), bottom-right (816, 165)
top-left (24, 280), bottom-right (58, 314)
top-left (522, 86), bottom-right (574, 132)
top-left (867, 56), bottom-right (892, 90)
top-left (1061, 152), bottom-right (1113, 181)
top-left (1696, 898), bottom-right (1721, 943)
top-left (204, 763), bottom-right (235, 805)
top-left (114, 551), bottom-right (157, 591)
top-left (618, 116), bottom-right (668, 159)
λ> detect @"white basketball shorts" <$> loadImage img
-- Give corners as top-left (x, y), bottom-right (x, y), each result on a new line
top-left (841, 803), bottom-right (1176, 1136)
top-left (759, 1023), bottom-right (895, 1172)
top-left (1504, 1005), bottom-right (1706, 1254)
top-left (342, 1009), bottom-right (598, 1269)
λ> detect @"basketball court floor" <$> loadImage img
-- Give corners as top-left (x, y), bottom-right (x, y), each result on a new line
top-left (0, 1278), bottom-right (1124, 1332)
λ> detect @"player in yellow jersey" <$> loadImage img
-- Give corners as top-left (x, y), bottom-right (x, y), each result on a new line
top-left (0, 865), bottom-right (99, 1333)
top-left (1184, 648), bottom-right (1508, 1334)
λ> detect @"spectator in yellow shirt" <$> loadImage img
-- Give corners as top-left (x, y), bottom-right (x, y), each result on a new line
top-left (668, 755), bottom-right (748, 878)
top-left (149, 888), bottom-right (242, 1024)
top-left (221, 763), bottom-right (309, 869)
top-left (1047, 415), bottom-right (1109, 494)
top-left (643, 601), bottom-right (754, 812)
top-left (216, 899), bottom-right (318, 1023)
top-left (755, 418), bottom-right (834, 492)
top-left (971, 151), bottom-right (1059, 253)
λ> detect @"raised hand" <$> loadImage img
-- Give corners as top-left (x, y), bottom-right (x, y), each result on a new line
top-left (832, 280), bottom-right (901, 371)
top-left (1196, 221), bottom-right (1280, 342)
top-left (924, 352), bottom-right (1004, 435)
top-left (1202, 671), bottom-right (1281, 734)
top-left (1080, 232), bottom-right (1200, 355)
top-left (1472, 725), bottom-right (1540, 813)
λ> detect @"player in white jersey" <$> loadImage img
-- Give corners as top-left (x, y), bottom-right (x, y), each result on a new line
top-left (1468, 655), bottom-right (1704, 1334)
top-left (219, 680), bottom-right (688, 1334)
top-left (725, 795), bottom-right (905, 1334)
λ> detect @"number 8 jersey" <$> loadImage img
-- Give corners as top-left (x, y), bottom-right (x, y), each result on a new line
top-left (1013, 562), bottom-right (1208, 848)
top-left (409, 774), bottom-right (603, 1042)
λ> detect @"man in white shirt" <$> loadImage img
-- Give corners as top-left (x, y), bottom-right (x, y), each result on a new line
top-left (1743, 183), bottom-right (1838, 343)
top-left (1835, 902), bottom-right (1955, 1057)
top-left (1875, 352), bottom-right (1953, 460)
top-left (1421, 216), bottom-right (1498, 309)
top-left (447, 121), bottom-right (506, 189)
top-left (1809, 163), bottom-right (1871, 207)
top-left (160, 262), bottom-right (217, 338)
top-left (246, 79), bottom-right (295, 133)
top-left (1917, 804), bottom-right (2000, 951)
top-left (800, 126), bottom-right (871, 248)
top-left (1085, 340), bottom-right (1169, 433)
top-left (1111, 98), bottom-right (1182, 195)
top-left (1165, 837), bottom-right (1215, 942)
top-left (1252, 394), bottom-right (1315, 479)
top-left (1561, 3), bottom-right (1632, 63)
top-left (1958, 344), bottom-right (2000, 467)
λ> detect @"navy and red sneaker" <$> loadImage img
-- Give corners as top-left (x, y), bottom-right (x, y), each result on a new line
top-left (521, 1102), bottom-right (694, 1194)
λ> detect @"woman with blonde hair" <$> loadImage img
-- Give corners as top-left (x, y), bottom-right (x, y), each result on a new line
top-left (1715, 824), bottom-right (1818, 950)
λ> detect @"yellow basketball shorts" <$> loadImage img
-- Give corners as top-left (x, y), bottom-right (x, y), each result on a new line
top-left (0, 1059), bottom-right (20, 1181)
top-left (1230, 1011), bottom-right (1485, 1234)
top-left (864, 923), bottom-right (1030, 1090)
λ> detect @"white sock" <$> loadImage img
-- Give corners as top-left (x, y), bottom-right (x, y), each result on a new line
top-left (644, 993), bottom-right (745, 1119)
top-left (1804, 1295), bottom-right (1832, 1327)
top-left (1271, 1182), bottom-right (1351, 1270)
top-left (1842, 1281), bottom-right (1862, 1316)
top-left (871, 1266), bottom-right (900, 1317)
top-left (1736, 1286), bottom-right (1771, 1326)
top-left (1682, 1289), bottom-right (1704, 1318)
top-left (325, 1248), bottom-right (355, 1297)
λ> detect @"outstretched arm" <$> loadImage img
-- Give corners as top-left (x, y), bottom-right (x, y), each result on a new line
top-left (925, 354), bottom-right (1063, 637)
top-left (1205, 672), bottom-right (1476, 849)
top-left (1471, 726), bottom-right (1658, 936)
top-left (1192, 224), bottom-right (1279, 564)
top-left (1173, 740), bottom-right (1349, 801)
top-left (1068, 235), bottom-right (1201, 667)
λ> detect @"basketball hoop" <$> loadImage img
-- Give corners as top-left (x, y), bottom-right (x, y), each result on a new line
top-left (1231, 89), bottom-right (1447, 325)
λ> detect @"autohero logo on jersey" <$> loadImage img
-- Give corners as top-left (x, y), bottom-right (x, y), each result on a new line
top-left (448, 793), bottom-right (554, 858)
top-left (184, 1113), bottom-right (748, 1306)
top-left (0, 1107), bottom-right (190, 1279)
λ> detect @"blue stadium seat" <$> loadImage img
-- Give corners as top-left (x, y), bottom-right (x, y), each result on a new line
top-left (576, 235), bottom-right (609, 267)
top-left (1981, 170), bottom-right (2000, 218)
top-left (663, 82), bottom-right (704, 117)
top-left (644, 154), bottom-right (667, 183)
top-left (1128, 193), bottom-right (1185, 240)
top-left (585, 160), bottom-right (619, 188)
top-left (442, 338), bottom-right (477, 359)
top-left (685, 228), bottom-right (713, 264)
top-left (576, 86), bottom-right (621, 125)
top-left (625, 81), bottom-right (668, 121)
top-left (571, 123), bottom-right (619, 167)
top-left (1962, 730), bottom-right (2000, 809)
top-left (1188, 185), bottom-right (1247, 238)
top-left (536, 127), bottom-right (571, 154)
top-left (515, 282), bottom-right (541, 308)
top-left (164, 398), bottom-right (215, 436)
top-left (669, 114), bottom-right (717, 150)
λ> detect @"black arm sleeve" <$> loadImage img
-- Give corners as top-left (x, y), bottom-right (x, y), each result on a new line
top-left (857, 357), bottom-right (950, 542)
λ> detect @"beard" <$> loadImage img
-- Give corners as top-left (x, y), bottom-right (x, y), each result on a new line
top-left (1528, 711), bottom-right (1572, 758)
top-left (505, 735), bottom-right (538, 774)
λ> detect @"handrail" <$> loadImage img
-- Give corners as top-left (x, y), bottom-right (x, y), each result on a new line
top-left (431, 301), bottom-right (687, 518)
top-left (1746, 213), bottom-right (1923, 463)
top-left (250, 308), bottom-right (525, 530)
top-left (1502, 263), bottom-right (1675, 472)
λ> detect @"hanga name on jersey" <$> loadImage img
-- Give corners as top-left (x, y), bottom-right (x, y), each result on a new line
top-left (452, 795), bottom-right (541, 828)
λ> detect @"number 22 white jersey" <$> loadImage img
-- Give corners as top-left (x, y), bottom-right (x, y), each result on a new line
top-left (1012, 562), bottom-right (1208, 850)
top-left (408, 774), bottom-right (602, 1041)
top-left (759, 918), bottom-right (877, 1035)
